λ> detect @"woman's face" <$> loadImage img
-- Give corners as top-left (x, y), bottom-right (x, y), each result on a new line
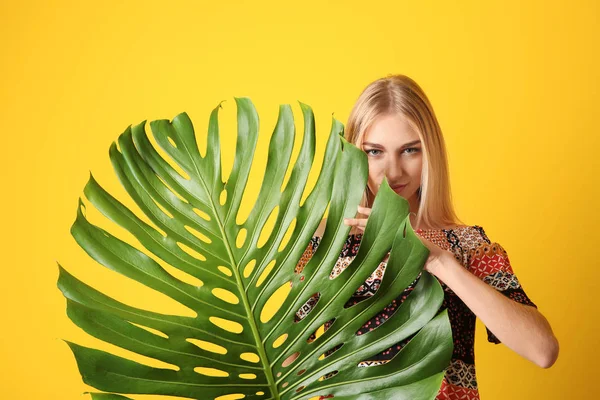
top-left (361, 113), bottom-right (423, 212)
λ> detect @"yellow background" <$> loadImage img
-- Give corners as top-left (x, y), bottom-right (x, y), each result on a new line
top-left (1, 0), bottom-right (598, 399)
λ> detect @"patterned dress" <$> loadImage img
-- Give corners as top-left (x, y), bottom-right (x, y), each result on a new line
top-left (294, 225), bottom-right (537, 400)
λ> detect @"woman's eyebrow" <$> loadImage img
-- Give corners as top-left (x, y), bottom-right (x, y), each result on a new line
top-left (363, 140), bottom-right (421, 148)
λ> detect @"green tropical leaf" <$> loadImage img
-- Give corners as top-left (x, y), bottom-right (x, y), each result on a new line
top-left (58, 98), bottom-right (453, 400)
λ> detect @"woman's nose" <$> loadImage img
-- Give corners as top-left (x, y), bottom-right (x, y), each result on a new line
top-left (385, 161), bottom-right (404, 179)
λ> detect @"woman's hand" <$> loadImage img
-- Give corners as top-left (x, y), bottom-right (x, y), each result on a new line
top-left (342, 205), bottom-right (371, 233)
top-left (343, 205), bottom-right (455, 275)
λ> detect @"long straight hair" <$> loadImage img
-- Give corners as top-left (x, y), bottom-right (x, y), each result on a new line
top-left (345, 74), bottom-right (464, 230)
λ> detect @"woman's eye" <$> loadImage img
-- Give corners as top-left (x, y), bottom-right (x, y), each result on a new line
top-left (365, 149), bottom-right (381, 156)
top-left (365, 148), bottom-right (419, 156)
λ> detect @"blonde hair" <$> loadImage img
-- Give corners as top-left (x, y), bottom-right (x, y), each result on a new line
top-left (345, 74), bottom-right (464, 230)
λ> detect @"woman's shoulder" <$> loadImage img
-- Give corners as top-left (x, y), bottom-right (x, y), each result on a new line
top-left (416, 223), bottom-right (490, 245)
top-left (415, 223), bottom-right (479, 232)
top-left (449, 224), bottom-right (492, 250)
top-left (434, 223), bottom-right (485, 233)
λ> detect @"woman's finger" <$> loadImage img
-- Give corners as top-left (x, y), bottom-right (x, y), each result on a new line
top-left (344, 218), bottom-right (368, 228)
top-left (346, 221), bottom-right (366, 232)
top-left (357, 205), bottom-right (372, 216)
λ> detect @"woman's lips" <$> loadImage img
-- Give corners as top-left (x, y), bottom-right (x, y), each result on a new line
top-left (392, 185), bottom-right (406, 192)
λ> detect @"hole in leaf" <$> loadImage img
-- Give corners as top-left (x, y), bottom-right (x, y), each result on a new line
top-left (151, 198), bottom-right (174, 219)
top-left (282, 352), bottom-right (300, 368)
top-left (128, 322), bottom-right (168, 338)
top-left (257, 206), bottom-right (279, 249)
top-left (295, 293), bottom-right (320, 323)
top-left (218, 266), bottom-right (233, 277)
top-left (194, 367), bottom-right (229, 377)
top-left (212, 288), bottom-right (240, 304)
top-left (308, 318), bottom-right (335, 343)
top-left (296, 386), bottom-right (305, 393)
top-left (215, 394), bottom-right (245, 400)
top-left (159, 259), bottom-right (204, 287)
top-left (155, 226), bottom-right (168, 238)
top-left (354, 296), bottom-right (406, 336)
top-left (318, 370), bottom-right (338, 381)
top-left (342, 295), bottom-right (370, 308)
top-left (243, 259), bottom-right (256, 278)
top-left (177, 242), bottom-right (207, 261)
top-left (261, 281), bottom-right (291, 323)
top-left (239, 373), bottom-right (256, 379)
top-left (282, 382), bottom-right (289, 388)
top-left (167, 136), bottom-right (177, 148)
top-left (276, 372), bottom-right (282, 377)
top-left (220, 189), bottom-right (227, 205)
top-left (193, 207), bottom-right (211, 221)
top-left (240, 353), bottom-right (260, 363)
top-left (236, 228), bottom-right (247, 248)
top-left (156, 174), bottom-right (190, 202)
top-left (165, 155), bottom-right (191, 180)
top-left (273, 333), bottom-right (288, 348)
top-left (185, 225), bottom-right (212, 243)
top-left (299, 172), bottom-right (327, 209)
top-left (319, 343), bottom-right (343, 360)
top-left (187, 339), bottom-right (227, 354)
top-left (256, 259), bottom-right (276, 287)
top-left (278, 218), bottom-right (296, 252)
top-left (297, 369), bottom-right (306, 376)
top-left (209, 317), bottom-right (243, 334)
top-left (255, 392), bottom-right (264, 396)
top-left (342, 263), bottom-right (386, 308)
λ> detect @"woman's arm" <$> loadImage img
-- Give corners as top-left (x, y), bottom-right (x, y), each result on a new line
top-left (428, 254), bottom-right (559, 368)
top-left (344, 206), bottom-right (559, 368)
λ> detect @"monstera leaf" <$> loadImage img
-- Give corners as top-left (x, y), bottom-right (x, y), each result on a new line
top-left (58, 98), bottom-right (453, 400)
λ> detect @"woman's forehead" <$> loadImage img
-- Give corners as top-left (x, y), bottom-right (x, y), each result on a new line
top-left (362, 114), bottom-right (420, 146)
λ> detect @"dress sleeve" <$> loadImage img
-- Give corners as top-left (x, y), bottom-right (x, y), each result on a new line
top-left (466, 226), bottom-right (537, 344)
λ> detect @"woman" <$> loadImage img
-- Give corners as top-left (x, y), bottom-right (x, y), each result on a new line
top-left (294, 74), bottom-right (559, 399)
